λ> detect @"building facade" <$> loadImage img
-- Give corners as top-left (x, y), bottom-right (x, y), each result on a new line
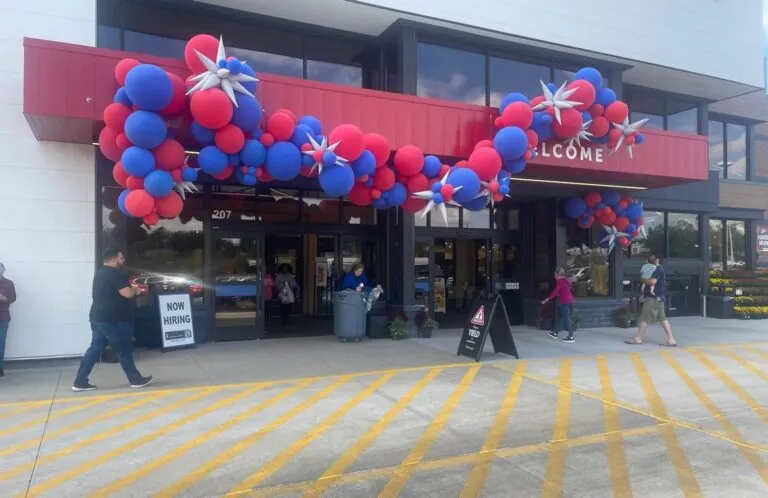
top-left (3, 0), bottom-right (768, 359)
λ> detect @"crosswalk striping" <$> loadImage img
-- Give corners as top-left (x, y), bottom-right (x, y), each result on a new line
top-left (0, 343), bottom-right (767, 497)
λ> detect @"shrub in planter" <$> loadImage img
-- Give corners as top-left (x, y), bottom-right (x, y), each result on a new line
top-left (614, 306), bottom-right (637, 328)
top-left (388, 317), bottom-right (408, 340)
top-left (419, 317), bottom-right (440, 338)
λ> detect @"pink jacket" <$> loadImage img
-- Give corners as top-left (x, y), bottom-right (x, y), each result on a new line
top-left (547, 278), bottom-right (574, 305)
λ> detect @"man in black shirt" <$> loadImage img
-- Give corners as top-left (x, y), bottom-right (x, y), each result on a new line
top-left (625, 255), bottom-right (678, 347)
top-left (73, 249), bottom-right (152, 391)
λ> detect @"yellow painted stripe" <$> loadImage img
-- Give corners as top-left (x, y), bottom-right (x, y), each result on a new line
top-left (717, 348), bottom-right (768, 383)
top-left (631, 354), bottom-right (702, 497)
top-left (662, 351), bottom-right (768, 485)
top-left (377, 365), bottom-right (481, 498)
top-left (0, 403), bottom-right (46, 421)
top-left (460, 362), bottom-right (526, 498)
top-left (741, 345), bottom-right (768, 362)
top-left (251, 424), bottom-right (665, 498)
top-left (596, 356), bottom-right (632, 498)
top-left (230, 373), bottom-right (397, 495)
top-left (541, 359), bottom-right (572, 498)
top-left (691, 350), bottom-right (768, 425)
top-left (154, 375), bottom-right (353, 498)
top-left (21, 383), bottom-right (275, 498)
top-left (0, 398), bottom-right (108, 438)
top-left (0, 391), bottom-right (203, 482)
top-left (0, 391), bottom-right (169, 461)
top-left (305, 368), bottom-right (445, 497)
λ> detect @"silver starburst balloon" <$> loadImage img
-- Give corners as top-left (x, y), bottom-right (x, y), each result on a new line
top-left (568, 117), bottom-right (593, 148)
top-left (532, 80), bottom-right (582, 124)
top-left (302, 134), bottom-right (348, 175)
top-left (475, 177), bottom-right (511, 208)
top-left (174, 155), bottom-right (199, 200)
top-left (610, 117), bottom-right (648, 158)
top-left (186, 36), bottom-right (259, 107)
top-left (600, 224), bottom-right (630, 253)
top-left (412, 171), bottom-right (462, 226)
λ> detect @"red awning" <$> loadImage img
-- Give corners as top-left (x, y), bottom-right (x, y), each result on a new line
top-left (23, 37), bottom-right (708, 188)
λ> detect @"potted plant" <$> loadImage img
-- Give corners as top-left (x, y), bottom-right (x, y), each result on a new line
top-left (388, 316), bottom-right (408, 340)
top-left (419, 317), bottom-right (440, 338)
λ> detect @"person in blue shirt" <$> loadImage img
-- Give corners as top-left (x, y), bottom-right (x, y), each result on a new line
top-left (341, 264), bottom-right (368, 291)
top-left (625, 255), bottom-right (678, 347)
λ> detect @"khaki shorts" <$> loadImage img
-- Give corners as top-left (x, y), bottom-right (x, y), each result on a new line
top-left (639, 298), bottom-right (666, 324)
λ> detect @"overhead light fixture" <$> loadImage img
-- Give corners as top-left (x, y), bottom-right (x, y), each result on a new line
top-left (91, 143), bottom-right (200, 155)
top-left (509, 177), bottom-right (647, 190)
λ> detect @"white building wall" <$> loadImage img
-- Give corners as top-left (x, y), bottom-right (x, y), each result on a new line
top-left (0, 1), bottom-right (97, 359)
top-left (355, 0), bottom-right (765, 88)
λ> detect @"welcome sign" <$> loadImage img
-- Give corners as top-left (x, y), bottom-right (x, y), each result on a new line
top-left (157, 293), bottom-right (196, 351)
top-left (537, 142), bottom-right (604, 163)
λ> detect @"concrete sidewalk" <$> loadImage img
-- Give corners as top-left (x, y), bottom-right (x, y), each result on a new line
top-left (2, 316), bottom-right (765, 403)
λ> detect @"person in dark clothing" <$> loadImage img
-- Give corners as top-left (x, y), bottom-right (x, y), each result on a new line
top-left (0, 262), bottom-right (17, 377)
top-left (73, 249), bottom-right (152, 392)
top-left (275, 264), bottom-right (298, 329)
top-left (625, 255), bottom-right (678, 347)
top-left (340, 264), bottom-right (368, 291)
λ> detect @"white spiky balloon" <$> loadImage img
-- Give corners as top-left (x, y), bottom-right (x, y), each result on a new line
top-left (600, 224), bottom-right (630, 253)
top-left (610, 117), bottom-right (648, 158)
top-left (302, 134), bottom-right (348, 175)
top-left (412, 171), bottom-right (462, 226)
top-left (186, 36), bottom-right (259, 107)
top-left (532, 80), bottom-right (583, 124)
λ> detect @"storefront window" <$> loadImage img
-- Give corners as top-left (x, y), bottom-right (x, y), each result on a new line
top-left (98, 25), bottom-right (121, 49)
top-left (341, 200), bottom-right (376, 225)
top-left (667, 213), bottom-right (700, 258)
top-left (124, 31), bottom-right (185, 59)
top-left (710, 219), bottom-right (747, 269)
top-left (666, 101), bottom-right (697, 134)
top-left (462, 209), bottom-right (490, 229)
top-left (629, 93), bottom-right (664, 130)
top-left (631, 211), bottom-right (665, 257)
top-left (301, 192), bottom-right (339, 223)
top-left (726, 123), bottom-right (747, 181)
top-left (757, 221), bottom-right (768, 270)
top-left (754, 134), bottom-right (768, 182)
top-left (489, 57), bottom-right (550, 108)
top-left (709, 219), bottom-right (724, 270)
top-left (708, 120), bottom-right (725, 177)
top-left (566, 224), bottom-right (611, 297)
top-left (306, 60), bottom-right (363, 87)
top-left (229, 47), bottom-right (303, 78)
top-left (417, 43), bottom-right (486, 105)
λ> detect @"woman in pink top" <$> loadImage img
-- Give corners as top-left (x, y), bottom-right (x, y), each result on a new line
top-left (542, 268), bottom-right (575, 343)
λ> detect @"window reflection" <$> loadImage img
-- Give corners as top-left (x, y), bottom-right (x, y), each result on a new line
top-left (757, 221), bottom-right (768, 269)
top-left (565, 224), bottom-right (610, 297)
top-left (754, 134), bottom-right (768, 182)
top-left (666, 100), bottom-right (697, 134)
top-left (341, 201), bottom-right (376, 225)
top-left (632, 211), bottom-right (665, 257)
top-left (228, 47), bottom-right (303, 78)
top-left (489, 57), bottom-right (549, 108)
top-left (307, 60), bottom-right (363, 87)
top-left (726, 123), bottom-right (747, 181)
top-left (97, 25), bottom-right (121, 49)
top-left (417, 43), bottom-right (486, 105)
top-left (124, 31), bottom-right (185, 59)
top-left (709, 219), bottom-right (724, 269)
top-left (462, 209), bottom-right (490, 229)
top-left (667, 213), bottom-right (700, 259)
top-left (708, 120), bottom-right (725, 177)
top-left (726, 220), bottom-right (747, 268)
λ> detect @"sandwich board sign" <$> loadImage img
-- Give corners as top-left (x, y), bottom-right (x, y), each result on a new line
top-left (157, 293), bottom-right (196, 352)
top-left (457, 294), bottom-right (519, 362)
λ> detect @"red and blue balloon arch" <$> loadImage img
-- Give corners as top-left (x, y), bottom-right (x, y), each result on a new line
top-left (98, 34), bottom-right (646, 247)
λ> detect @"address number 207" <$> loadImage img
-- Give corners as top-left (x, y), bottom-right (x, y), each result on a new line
top-left (212, 209), bottom-right (232, 220)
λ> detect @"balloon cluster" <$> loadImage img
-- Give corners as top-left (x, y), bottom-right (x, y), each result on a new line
top-left (563, 191), bottom-right (646, 251)
top-left (98, 59), bottom-right (196, 225)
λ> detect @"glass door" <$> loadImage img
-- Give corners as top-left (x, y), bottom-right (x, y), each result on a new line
top-left (212, 235), bottom-right (265, 341)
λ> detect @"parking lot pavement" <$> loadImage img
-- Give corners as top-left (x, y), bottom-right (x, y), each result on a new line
top-left (1, 342), bottom-right (768, 497)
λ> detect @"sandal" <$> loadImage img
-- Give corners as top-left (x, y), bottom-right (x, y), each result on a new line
top-left (624, 338), bottom-right (643, 345)
top-left (660, 342), bottom-right (678, 348)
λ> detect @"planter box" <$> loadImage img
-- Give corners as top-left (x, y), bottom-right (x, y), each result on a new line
top-left (707, 296), bottom-right (735, 319)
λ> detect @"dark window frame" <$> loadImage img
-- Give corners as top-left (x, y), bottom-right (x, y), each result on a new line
top-left (629, 210), bottom-right (702, 260)
top-left (707, 118), bottom-right (751, 181)
top-left (709, 218), bottom-right (748, 270)
top-left (625, 88), bottom-right (702, 134)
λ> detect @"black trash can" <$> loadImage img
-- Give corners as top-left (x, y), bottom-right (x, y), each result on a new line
top-left (366, 300), bottom-right (388, 339)
top-left (333, 291), bottom-right (367, 342)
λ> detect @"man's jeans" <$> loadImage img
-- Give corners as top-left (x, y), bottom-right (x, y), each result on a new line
top-left (75, 321), bottom-right (142, 385)
top-left (0, 320), bottom-right (9, 370)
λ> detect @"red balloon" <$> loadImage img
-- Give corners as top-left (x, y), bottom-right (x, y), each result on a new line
top-left (625, 134), bottom-right (636, 145)
top-left (172, 169), bottom-right (183, 183)
top-left (618, 237), bottom-right (631, 248)
top-left (114, 58), bottom-right (140, 86)
top-left (184, 34), bottom-right (219, 74)
top-left (373, 167), bottom-right (396, 192)
top-left (636, 216), bottom-right (644, 226)
top-left (588, 104), bottom-right (604, 118)
top-left (617, 200), bottom-right (628, 210)
top-left (526, 129), bottom-right (539, 149)
top-left (577, 216), bottom-right (595, 229)
top-left (371, 189), bottom-right (382, 200)
top-left (212, 166), bottom-right (234, 180)
top-left (524, 149), bottom-right (533, 161)
top-left (125, 190), bottom-right (155, 218)
top-left (267, 112), bottom-right (295, 141)
top-left (439, 164), bottom-right (451, 177)
top-left (406, 173), bottom-right (429, 193)
top-left (402, 197), bottom-right (428, 213)
top-left (103, 103), bottom-right (132, 132)
top-left (492, 192), bottom-right (504, 203)
top-left (143, 213), bottom-right (160, 226)
top-left (98, 126), bottom-right (121, 162)
top-left (501, 102), bottom-right (534, 129)
top-left (567, 80), bottom-right (596, 111)
top-left (155, 192), bottom-right (184, 218)
top-left (614, 216), bottom-right (630, 231)
top-left (190, 89), bottom-right (233, 130)
top-left (609, 128), bottom-right (623, 141)
top-left (474, 140), bottom-right (493, 151)
top-left (153, 139), bottom-right (186, 171)
top-left (300, 165), bottom-right (317, 178)
top-left (215, 124), bottom-right (246, 154)
top-left (274, 108), bottom-right (297, 122)
top-left (393, 145), bottom-right (424, 177)
top-left (363, 133), bottom-right (390, 167)
top-left (601, 211), bottom-right (617, 225)
top-left (584, 192), bottom-right (602, 208)
top-left (440, 184), bottom-right (454, 202)
top-left (620, 194), bottom-right (633, 204)
top-left (260, 133), bottom-right (275, 147)
top-left (116, 133), bottom-right (131, 151)
top-left (161, 72), bottom-right (188, 117)
top-left (589, 116), bottom-right (610, 138)
top-left (329, 124), bottom-right (365, 162)
top-left (530, 96), bottom-right (546, 108)
top-left (468, 147), bottom-right (502, 182)
top-left (494, 117), bottom-right (504, 129)
top-left (126, 176), bottom-right (144, 191)
top-left (348, 184), bottom-right (373, 206)
top-left (454, 160), bottom-right (469, 168)
top-left (552, 108), bottom-right (583, 138)
top-left (605, 101), bottom-right (629, 124)
top-left (113, 162), bottom-right (128, 187)
top-left (257, 169), bottom-right (273, 182)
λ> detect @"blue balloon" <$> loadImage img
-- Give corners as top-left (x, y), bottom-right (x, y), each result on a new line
top-left (251, 129), bottom-right (264, 140)
top-left (581, 111), bottom-right (592, 123)
top-left (191, 121), bottom-right (215, 145)
top-left (503, 158), bottom-right (526, 174)
top-left (319, 165), bottom-right (355, 196)
top-left (242, 174), bottom-right (257, 186)
top-left (266, 141), bottom-right (302, 181)
top-left (124, 111), bottom-right (166, 149)
top-left (218, 59), bottom-right (228, 69)
top-left (635, 133), bottom-right (645, 145)
top-left (531, 113), bottom-right (553, 142)
top-left (388, 183), bottom-right (407, 206)
top-left (602, 190), bottom-right (621, 207)
top-left (298, 116), bottom-right (322, 136)
top-left (564, 197), bottom-right (587, 219)
top-left (302, 155), bottom-right (315, 167)
top-left (364, 178), bottom-right (374, 188)
top-left (577, 214), bottom-right (593, 228)
top-left (372, 198), bottom-right (388, 209)
top-left (351, 150), bottom-right (376, 179)
top-left (232, 94), bottom-right (263, 133)
top-left (462, 196), bottom-right (489, 212)
top-left (323, 150), bottom-right (338, 168)
top-left (182, 167), bottom-right (198, 182)
top-left (499, 92), bottom-right (530, 113)
top-left (121, 147), bottom-right (155, 177)
top-left (447, 168), bottom-right (481, 204)
top-left (593, 135), bottom-right (610, 144)
top-left (432, 193), bottom-right (444, 205)
top-left (595, 87), bottom-right (617, 107)
top-left (144, 170), bottom-right (174, 198)
top-left (240, 140), bottom-right (267, 167)
top-left (431, 182), bottom-right (442, 193)
top-left (493, 126), bottom-right (528, 161)
top-left (573, 67), bottom-right (604, 90)
top-left (114, 87), bottom-right (132, 106)
top-left (594, 202), bottom-right (605, 211)
top-left (118, 189), bottom-right (130, 216)
top-left (499, 184), bottom-right (510, 196)
top-left (616, 208), bottom-right (626, 217)
top-left (239, 63), bottom-right (258, 93)
top-left (546, 83), bottom-right (557, 93)
top-left (124, 64), bottom-right (172, 111)
top-left (626, 202), bottom-right (644, 221)
top-left (290, 124), bottom-right (314, 148)
top-left (627, 224), bottom-right (637, 234)
top-left (227, 58), bottom-right (242, 74)
top-left (423, 155), bottom-right (441, 178)
top-left (198, 146), bottom-right (229, 175)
